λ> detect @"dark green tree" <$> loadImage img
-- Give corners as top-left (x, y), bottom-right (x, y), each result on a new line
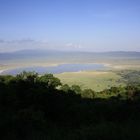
top-left (82, 89), bottom-right (95, 98)
top-left (71, 85), bottom-right (82, 95)
top-left (38, 74), bottom-right (61, 89)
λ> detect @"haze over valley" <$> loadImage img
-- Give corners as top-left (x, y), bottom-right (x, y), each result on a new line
top-left (1, 0), bottom-right (140, 139)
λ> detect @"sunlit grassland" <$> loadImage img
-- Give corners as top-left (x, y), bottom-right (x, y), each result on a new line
top-left (55, 71), bottom-right (125, 92)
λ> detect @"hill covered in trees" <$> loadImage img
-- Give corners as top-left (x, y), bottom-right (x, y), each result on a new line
top-left (1, 71), bottom-right (140, 140)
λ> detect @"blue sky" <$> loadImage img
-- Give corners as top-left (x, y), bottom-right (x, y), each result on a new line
top-left (0, 0), bottom-right (140, 52)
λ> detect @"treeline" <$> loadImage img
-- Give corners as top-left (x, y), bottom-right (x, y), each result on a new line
top-left (0, 71), bottom-right (140, 140)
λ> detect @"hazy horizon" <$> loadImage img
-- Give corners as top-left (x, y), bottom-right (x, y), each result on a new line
top-left (0, 0), bottom-right (140, 52)
top-left (3, 47), bottom-right (140, 53)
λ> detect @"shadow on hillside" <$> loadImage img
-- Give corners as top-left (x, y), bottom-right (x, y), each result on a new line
top-left (0, 73), bottom-right (140, 140)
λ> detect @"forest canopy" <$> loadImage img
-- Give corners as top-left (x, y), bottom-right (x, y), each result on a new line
top-left (0, 71), bottom-right (140, 140)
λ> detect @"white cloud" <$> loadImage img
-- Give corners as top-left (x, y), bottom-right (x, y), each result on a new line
top-left (65, 43), bottom-right (82, 49)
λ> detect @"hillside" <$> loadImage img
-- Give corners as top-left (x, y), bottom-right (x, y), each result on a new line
top-left (0, 72), bottom-right (140, 139)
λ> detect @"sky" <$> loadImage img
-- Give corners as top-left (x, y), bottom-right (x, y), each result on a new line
top-left (0, 0), bottom-right (140, 52)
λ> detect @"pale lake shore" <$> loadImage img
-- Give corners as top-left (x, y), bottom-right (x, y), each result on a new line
top-left (0, 61), bottom-right (140, 75)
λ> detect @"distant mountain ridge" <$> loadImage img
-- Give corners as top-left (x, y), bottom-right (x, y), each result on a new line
top-left (1, 49), bottom-right (140, 55)
top-left (0, 50), bottom-right (140, 60)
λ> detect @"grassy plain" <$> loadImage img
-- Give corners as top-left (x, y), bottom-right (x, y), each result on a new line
top-left (55, 70), bottom-right (125, 91)
top-left (1, 53), bottom-right (140, 92)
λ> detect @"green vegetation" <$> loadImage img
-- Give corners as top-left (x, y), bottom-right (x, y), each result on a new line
top-left (116, 70), bottom-right (140, 85)
top-left (1, 71), bottom-right (140, 139)
top-left (55, 71), bottom-right (125, 91)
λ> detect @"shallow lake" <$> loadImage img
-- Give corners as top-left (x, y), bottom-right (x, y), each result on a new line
top-left (2, 63), bottom-right (106, 75)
